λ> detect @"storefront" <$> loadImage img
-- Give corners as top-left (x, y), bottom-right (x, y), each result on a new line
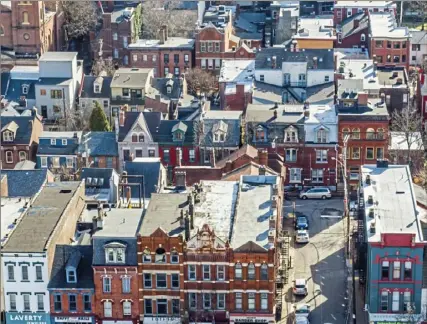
top-left (229, 315), bottom-right (275, 324)
top-left (369, 312), bottom-right (422, 324)
top-left (143, 317), bottom-right (180, 324)
top-left (7, 312), bottom-right (51, 324)
top-left (102, 321), bottom-right (134, 324)
top-left (53, 316), bottom-right (94, 324)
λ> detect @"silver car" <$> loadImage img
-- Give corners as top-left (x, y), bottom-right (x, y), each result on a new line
top-left (299, 188), bottom-right (331, 200)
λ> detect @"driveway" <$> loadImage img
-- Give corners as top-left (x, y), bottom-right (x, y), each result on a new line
top-left (284, 198), bottom-right (348, 324)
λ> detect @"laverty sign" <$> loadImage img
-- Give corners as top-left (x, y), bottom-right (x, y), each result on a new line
top-left (7, 313), bottom-right (51, 324)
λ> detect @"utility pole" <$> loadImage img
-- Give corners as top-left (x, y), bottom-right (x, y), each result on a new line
top-left (343, 134), bottom-right (350, 258)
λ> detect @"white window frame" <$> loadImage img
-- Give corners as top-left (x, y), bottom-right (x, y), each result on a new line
top-left (189, 149), bottom-right (195, 162)
top-left (7, 265), bottom-right (14, 281)
top-left (5, 151), bottom-right (13, 164)
top-left (217, 265), bottom-right (225, 281)
top-left (290, 168), bottom-right (302, 183)
top-left (104, 301), bottom-right (112, 317)
top-left (133, 54), bottom-right (138, 62)
top-left (156, 273), bottom-right (167, 288)
top-left (235, 292), bottom-right (242, 309)
top-left (37, 294), bottom-right (44, 311)
top-left (171, 273), bottom-right (180, 289)
top-left (248, 293), bottom-right (256, 310)
top-left (285, 148), bottom-right (297, 162)
top-left (52, 157), bottom-right (60, 168)
top-left (23, 294), bottom-right (30, 311)
top-left (122, 276), bottom-right (131, 293)
top-left (171, 251), bottom-right (179, 263)
top-left (144, 299), bottom-right (153, 314)
top-left (203, 264), bottom-right (210, 281)
top-left (143, 273), bottom-right (152, 288)
top-left (3, 131), bottom-right (13, 142)
top-left (392, 291), bottom-right (400, 312)
top-left (113, 33), bottom-right (118, 41)
top-left (189, 293), bottom-right (197, 309)
top-left (203, 293), bottom-right (211, 309)
top-left (316, 150), bottom-right (328, 163)
top-left (217, 293), bottom-right (225, 309)
top-left (261, 293), bottom-right (268, 310)
top-left (393, 261), bottom-right (401, 279)
top-left (347, 8), bottom-right (352, 17)
top-left (361, 34), bottom-right (366, 42)
top-left (123, 301), bottom-right (131, 315)
top-left (61, 139), bottom-right (67, 145)
top-left (9, 294), bottom-right (17, 311)
top-left (312, 169), bottom-right (324, 183)
top-left (103, 277), bottom-right (112, 293)
top-left (284, 127), bottom-right (298, 143)
top-left (66, 157), bottom-right (73, 169)
top-left (317, 129), bottom-right (328, 143)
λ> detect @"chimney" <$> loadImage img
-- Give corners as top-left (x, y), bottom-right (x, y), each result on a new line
top-left (179, 209), bottom-right (185, 228)
top-left (268, 230), bottom-right (275, 244)
top-left (358, 92), bottom-right (368, 106)
top-left (176, 148), bottom-right (182, 167)
top-left (353, 18), bottom-right (360, 29)
top-left (159, 25), bottom-right (168, 45)
top-left (312, 57), bottom-right (318, 69)
top-left (272, 56), bottom-right (277, 69)
top-left (258, 150), bottom-right (268, 166)
top-left (96, 202), bottom-right (104, 229)
top-left (175, 171), bottom-right (187, 188)
top-left (380, 93), bottom-right (385, 105)
top-left (271, 195), bottom-right (277, 208)
top-left (119, 108), bottom-right (126, 127)
top-left (184, 214), bottom-right (190, 241)
top-left (303, 101), bottom-right (310, 118)
top-left (210, 149), bottom-right (216, 167)
top-left (224, 160), bottom-right (233, 174)
top-left (269, 216), bottom-right (276, 229)
top-left (259, 165), bottom-right (266, 176)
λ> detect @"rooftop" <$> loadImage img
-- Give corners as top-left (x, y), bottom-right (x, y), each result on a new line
top-left (1, 169), bottom-right (49, 197)
top-left (203, 110), bottom-right (242, 120)
top-left (128, 37), bottom-right (195, 50)
top-left (294, 16), bottom-right (336, 40)
top-left (369, 12), bottom-right (410, 39)
top-left (2, 182), bottom-right (83, 253)
top-left (219, 60), bottom-right (255, 84)
top-left (92, 208), bottom-right (143, 238)
top-left (246, 103), bottom-right (304, 123)
top-left (305, 104), bottom-right (337, 124)
top-left (410, 30), bottom-right (427, 45)
top-left (39, 52), bottom-right (77, 62)
top-left (1, 197), bottom-right (27, 246)
top-left (361, 164), bottom-right (423, 243)
top-left (111, 68), bottom-right (152, 88)
top-left (334, 1), bottom-right (395, 8)
top-left (337, 97), bottom-right (389, 117)
top-left (376, 69), bottom-right (408, 88)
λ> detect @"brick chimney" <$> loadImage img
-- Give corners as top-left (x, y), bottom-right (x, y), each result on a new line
top-left (258, 150), bottom-right (268, 166)
top-left (358, 92), bottom-right (368, 106)
top-left (159, 25), bottom-right (168, 45)
top-left (224, 160), bottom-right (233, 174)
top-left (353, 18), bottom-right (360, 29)
top-left (175, 171), bottom-right (187, 188)
top-left (176, 148), bottom-right (182, 167)
top-left (119, 107), bottom-right (126, 127)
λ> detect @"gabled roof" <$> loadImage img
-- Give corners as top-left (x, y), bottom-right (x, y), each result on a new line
top-left (1, 121), bottom-right (19, 133)
top-left (338, 13), bottom-right (369, 38)
top-left (215, 144), bottom-right (259, 168)
top-left (78, 132), bottom-right (118, 157)
top-left (118, 112), bottom-right (162, 142)
top-left (48, 245), bottom-right (94, 289)
top-left (233, 240), bottom-right (267, 253)
top-left (213, 120), bottom-right (228, 133)
top-left (124, 160), bottom-right (162, 198)
top-left (1, 169), bottom-right (50, 197)
top-left (171, 121), bottom-right (188, 133)
top-left (0, 115), bottom-right (38, 144)
top-left (79, 75), bottom-right (112, 99)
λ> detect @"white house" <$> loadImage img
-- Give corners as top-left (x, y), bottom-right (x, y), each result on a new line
top-left (410, 30), bottom-right (427, 66)
top-left (304, 104), bottom-right (338, 144)
top-left (254, 47), bottom-right (335, 88)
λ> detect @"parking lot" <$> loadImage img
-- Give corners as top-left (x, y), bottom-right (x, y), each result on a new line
top-left (283, 198), bottom-right (348, 324)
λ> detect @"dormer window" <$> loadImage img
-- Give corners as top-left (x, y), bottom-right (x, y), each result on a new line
top-left (143, 249), bottom-right (151, 263)
top-left (212, 121), bottom-right (228, 143)
top-left (3, 131), bottom-right (14, 142)
top-left (255, 125), bottom-right (266, 142)
top-left (316, 128), bottom-right (328, 143)
top-left (62, 139), bottom-right (67, 145)
top-left (166, 85), bottom-right (172, 94)
top-left (284, 126), bottom-right (298, 143)
top-left (94, 84), bottom-right (100, 93)
top-left (104, 242), bottom-right (126, 264)
top-left (66, 268), bottom-right (77, 283)
top-left (174, 132), bottom-right (183, 141)
top-left (214, 132), bottom-right (225, 143)
top-left (51, 138), bottom-right (56, 145)
top-left (22, 84), bottom-right (29, 95)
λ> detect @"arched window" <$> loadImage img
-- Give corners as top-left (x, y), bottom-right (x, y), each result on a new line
top-left (0, 25), bottom-right (4, 36)
top-left (131, 133), bottom-right (138, 142)
top-left (235, 263), bottom-right (242, 279)
top-left (142, 248), bottom-right (151, 263)
top-left (366, 128), bottom-right (375, 140)
top-left (342, 128), bottom-right (350, 139)
top-left (361, 34), bottom-right (366, 42)
top-left (22, 11), bottom-right (29, 24)
top-left (138, 133), bottom-right (144, 142)
top-left (255, 126), bottom-right (265, 142)
top-left (377, 128), bottom-right (385, 140)
top-left (155, 247), bottom-right (166, 263)
top-left (248, 263), bottom-right (255, 280)
top-left (351, 128), bottom-right (360, 139)
top-left (261, 263), bottom-right (268, 280)
top-left (19, 151), bottom-right (27, 162)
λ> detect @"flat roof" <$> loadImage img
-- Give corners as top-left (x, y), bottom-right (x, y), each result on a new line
top-left (128, 37), bottom-right (195, 49)
top-left (369, 12), bottom-right (410, 39)
top-left (111, 68), bottom-right (152, 88)
top-left (219, 60), bottom-right (255, 84)
top-left (361, 164), bottom-right (423, 243)
top-left (1, 198), bottom-right (27, 246)
top-left (231, 176), bottom-right (277, 249)
top-left (92, 208), bottom-right (143, 238)
top-left (203, 110), bottom-right (242, 120)
top-left (39, 52), bottom-right (77, 61)
top-left (377, 69), bottom-right (408, 88)
top-left (2, 182), bottom-right (83, 253)
top-left (335, 1), bottom-right (395, 8)
top-left (295, 17), bottom-right (336, 40)
top-left (305, 104), bottom-right (337, 124)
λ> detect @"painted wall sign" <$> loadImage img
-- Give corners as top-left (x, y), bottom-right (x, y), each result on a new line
top-left (7, 313), bottom-right (51, 324)
top-left (54, 317), bottom-right (92, 323)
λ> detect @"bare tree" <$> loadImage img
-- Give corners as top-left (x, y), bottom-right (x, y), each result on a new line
top-left (391, 103), bottom-right (423, 163)
top-left (52, 99), bottom-right (89, 131)
top-left (141, 0), bottom-right (197, 39)
top-left (395, 303), bottom-right (425, 323)
top-left (61, 1), bottom-right (98, 39)
top-left (91, 56), bottom-right (117, 77)
top-left (407, 1), bottom-right (427, 31)
top-left (185, 68), bottom-right (216, 98)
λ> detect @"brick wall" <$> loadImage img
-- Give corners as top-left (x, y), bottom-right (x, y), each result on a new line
top-left (86, 156), bottom-right (119, 171)
top-left (370, 38), bottom-right (410, 69)
top-left (49, 290), bottom-right (95, 314)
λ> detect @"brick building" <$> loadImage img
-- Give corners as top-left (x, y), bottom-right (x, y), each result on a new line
top-left (138, 175), bottom-right (283, 324)
top-left (336, 13), bottom-right (369, 49)
top-left (92, 206), bottom-right (143, 324)
top-left (368, 12), bottom-right (411, 70)
top-left (333, 0), bottom-right (396, 25)
top-left (128, 26), bottom-right (194, 78)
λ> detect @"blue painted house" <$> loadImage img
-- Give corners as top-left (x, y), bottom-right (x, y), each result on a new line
top-left (359, 162), bottom-right (426, 323)
top-left (37, 131), bottom-right (82, 174)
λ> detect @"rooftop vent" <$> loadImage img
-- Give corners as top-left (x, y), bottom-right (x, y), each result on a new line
top-left (366, 175), bottom-right (371, 185)
top-left (396, 191), bottom-right (405, 194)
top-left (368, 208), bottom-right (374, 218)
top-left (370, 222), bottom-right (376, 234)
top-left (367, 195), bottom-right (373, 204)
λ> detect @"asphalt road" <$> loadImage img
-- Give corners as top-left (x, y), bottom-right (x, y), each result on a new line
top-left (284, 198), bottom-right (348, 324)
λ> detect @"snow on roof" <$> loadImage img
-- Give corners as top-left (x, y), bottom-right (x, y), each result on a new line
top-left (369, 12), bottom-right (410, 39)
top-left (305, 104), bottom-right (337, 124)
top-left (219, 60), bottom-right (255, 83)
top-left (294, 17), bottom-right (336, 40)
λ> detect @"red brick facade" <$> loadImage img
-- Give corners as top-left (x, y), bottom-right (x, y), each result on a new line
top-left (369, 38), bottom-right (410, 70)
top-left (219, 83), bottom-right (253, 111)
top-left (49, 290), bottom-right (95, 316)
top-left (333, 6), bottom-right (395, 26)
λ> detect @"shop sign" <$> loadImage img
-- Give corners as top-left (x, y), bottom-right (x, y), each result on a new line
top-left (143, 317), bottom-right (180, 324)
top-left (7, 313), bottom-right (51, 324)
top-left (231, 316), bottom-right (272, 324)
top-left (369, 312), bottom-right (421, 323)
top-left (54, 317), bottom-right (92, 323)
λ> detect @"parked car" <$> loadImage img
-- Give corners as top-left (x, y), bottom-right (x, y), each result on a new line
top-left (295, 215), bottom-right (309, 230)
top-left (295, 230), bottom-right (309, 243)
top-left (299, 187), bottom-right (331, 200)
top-left (293, 278), bottom-right (308, 296)
top-left (294, 304), bottom-right (311, 324)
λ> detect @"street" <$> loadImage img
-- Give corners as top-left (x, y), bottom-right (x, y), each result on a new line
top-left (283, 198), bottom-right (348, 324)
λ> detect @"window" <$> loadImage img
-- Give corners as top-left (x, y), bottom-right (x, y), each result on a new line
top-left (366, 147), bottom-right (374, 159)
top-left (248, 293), bottom-right (255, 310)
top-left (404, 262), bottom-right (412, 280)
top-left (51, 156), bottom-right (60, 168)
top-left (131, 134), bottom-right (138, 142)
top-left (215, 58), bottom-right (221, 70)
top-left (103, 277), bottom-right (111, 293)
top-left (375, 40), bottom-right (383, 48)
top-left (290, 168), bottom-right (301, 183)
top-left (35, 265), bottom-right (42, 281)
top-left (286, 149), bottom-right (297, 162)
top-left (324, 75), bottom-right (330, 82)
top-left (123, 301), bottom-right (131, 315)
top-left (386, 55), bottom-right (392, 63)
top-left (7, 265), bottom-right (15, 281)
top-left (412, 44), bottom-right (421, 51)
top-left (203, 265), bottom-right (211, 280)
top-left (40, 89), bottom-right (46, 96)
top-left (366, 128), bottom-right (375, 139)
top-left (114, 49), bottom-right (119, 59)
top-left (261, 293), bottom-right (268, 310)
top-left (403, 291), bottom-right (411, 312)
top-left (83, 294), bottom-right (91, 312)
top-left (143, 250), bottom-right (152, 264)
top-left (351, 128), bottom-right (360, 139)
top-left (316, 150), bottom-right (327, 163)
top-left (317, 129), bottom-right (327, 143)
top-left (381, 261), bottom-right (389, 280)
top-left (157, 299), bottom-right (167, 314)
top-left (21, 265), bottom-right (29, 281)
top-left (248, 263), bottom-right (255, 280)
top-left (189, 293), bottom-right (197, 309)
top-left (22, 11), bottom-right (29, 23)
top-left (172, 299), bottom-right (180, 315)
top-left (3, 131), bottom-right (13, 142)
top-left (208, 59), bottom-right (213, 69)
top-left (133, 54), bottom-right (138, 62)
top-left (235, 263), bottom-right (242, 279)
top-left (66, 157), bottom-right (73, 169)
top-left (69, 294), bottom-right (77, 312)
top-left (393, 261), bottom-right (401, 279)
top-left (50, 90), bottom-right (63, 99)
top-left (312, 169), bottom-right (323, 183)
top-left (392, 291), bottom-right (400, 312)
top-left (54, 294), bottom-right (62, 312)
top-left (5, 151), bottom-right (13, 164)
top-left (156, 273), bottom-right (167, 288)
top-left (164, 149), bottom-right (170, 163)
top-left (23, 294), bottom-right (30, 311)
top-left (143, 273), bottom-right (152, 288)
top-left (105, 247), bottom-right (125, 263)
top-left (66, 269), bottom-right (76, 283)
top-left (184, 54), bottom-right (189, 63)
top-left (103, 100), bottom-right (109, 108)
top-left (164, 54), bottom-right (169, 64)
top-left (215, 42), bottom-right (220, 52)
top-left (200, 42), bottom-right (206, 52)
top-left (235, 292), bottom-right (242, 309)
top-left (122, 277), bottom-right (131, 293)
top-left (376, 148), bottom-right (384, 160)
top-left (201, 59), bottom-right (206, 69)
top-left (361, 34), bottom-right (366, 42)
top-left (123, 36), bottom-right (128, 48)
top-left (393, 55), bottom-right (400, 63)
top-left (152, 55), bottom-right (157, 62)
top-left (347, 8), bottom-right (352, 17)
top-left (171, 251), bottom-right (179, 263)
top-left (208, 41), bottom-right (213, 52)
top-left (145, 299), bottom-right (153, 314)
top-left (387, 41), bottom-right (392, 49)
top-left (381, 291), bottom-right (389, 311)
top-left (402, 55), bottom-right (406, 63)
top-left (260, 75), bottom-right (265, 82)
top-left (203, 293), bottom-right (211, 309)
top-left (342, 128), bottom-right (350, 139)
top-left (173, 54), bottom-right (179, 64)
top-left (106, 157), bottom-right (113, 168)
top-left (113, 33), bottom-right (118, 40)
top-left (285, 127), bottom-right (298, 142)
top-left (174, 67), bottom-right (180, 76)
top-left (261, 264), bottom-right (268, 280)
top-left (104, 301), bottom-right (112, 317)
top-left (217, 293), bottom-right (225, 309)
top-left (189, 149), bottom-right (195, 162)
top-left (217, 265), bottom-right (225, 281)
top-left (171, 273), bottom-right (179, 289)
top-left (9, 294), bottom-right (17, 311)
top-left (155, 247), bottom-right (166, 263)
top-left (351, 147), bottom-right (360, 159)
